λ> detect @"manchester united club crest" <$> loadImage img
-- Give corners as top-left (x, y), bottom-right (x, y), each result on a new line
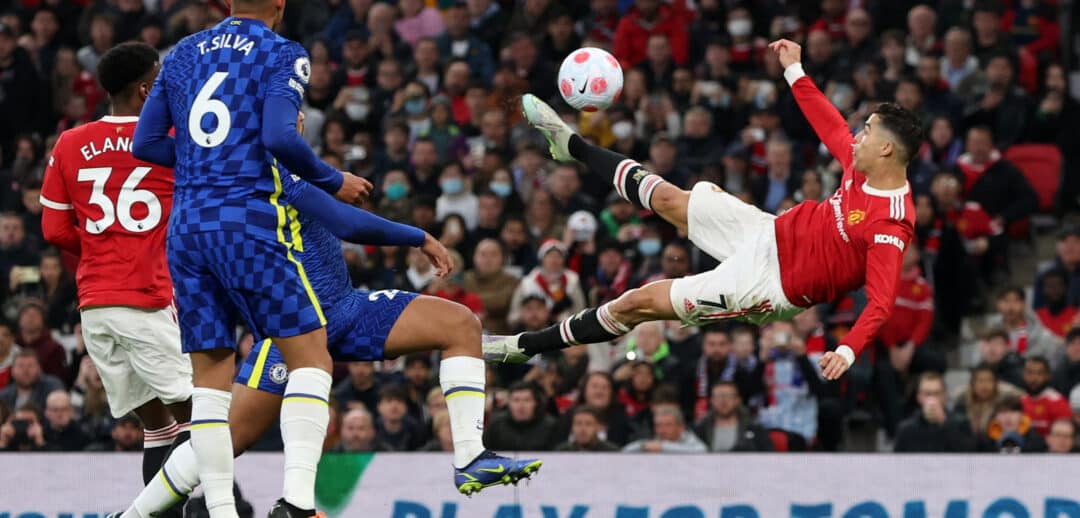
top-left (847, 210), bottom-right (866, 226)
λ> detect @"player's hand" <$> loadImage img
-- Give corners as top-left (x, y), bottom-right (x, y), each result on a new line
top-left (334, 172), bottom-right (373, 206)
top-left (420, 233), bottom-right (453, 277)
top-left (819, 351), bottom-right (852, 380)
top-left (768, 39), bottom-right (802, 69)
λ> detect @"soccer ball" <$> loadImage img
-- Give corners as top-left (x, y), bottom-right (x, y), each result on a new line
top-left (557, 47), bottom-right (623, 112)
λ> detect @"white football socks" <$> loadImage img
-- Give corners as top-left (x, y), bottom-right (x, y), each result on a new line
top-left (439, 356), bottom-right (487, 468)
top-left (124, 440), bottom-right (200, 518)
top-left (190, 387), bottom-right (238, 518)
top-left (280, 367), bottom-right (332, 511)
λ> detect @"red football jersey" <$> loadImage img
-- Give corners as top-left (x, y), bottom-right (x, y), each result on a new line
top-left (40, 116), bottom-right (174, 309)
top-left (774, 67), bottom-right (916, 355)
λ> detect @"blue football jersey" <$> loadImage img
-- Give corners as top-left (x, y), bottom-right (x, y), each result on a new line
top-left (151, 17), bottom-right (312, 241)
top-left (278, 171), bottom-right (352, 308)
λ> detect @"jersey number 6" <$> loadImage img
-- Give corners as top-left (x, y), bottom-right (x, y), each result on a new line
top-left (77, 166), bottom-right (163, 234)
top-left (189, 71), bottom-right (232, 148)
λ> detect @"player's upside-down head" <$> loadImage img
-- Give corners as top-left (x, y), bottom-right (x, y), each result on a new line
top-left (97, 41), bottom-right (160, 107)
top-left (853, 102), bottom-right (924, 172)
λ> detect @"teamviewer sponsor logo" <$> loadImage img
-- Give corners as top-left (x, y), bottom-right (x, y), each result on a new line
top-left (829, 192), bottom-right (850, 242)
top-left (873, 233), bottom-right (905, 252)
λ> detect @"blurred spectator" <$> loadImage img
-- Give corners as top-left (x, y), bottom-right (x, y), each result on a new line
top-left (377, 169), bottom-right (414, 224)
top-left (955, 126), bottom-right (1037, 244)
top-left (464, 238), bottom-right (520, 334)
top-left (1034, 226), bottom-right (1080, 309)
top-left (976, 328), bottom-right (1025, 388)
top-left (622, 405), bottom-right (706, 453)
top-left (555, 407), bottom-right (619, 452)
top-left (41, 390), bottom-right (88, 451)
top-left (394, 0), bottom-right (445, 47)
top-left (76, 14), bottom-right (114, 76)
top-left (404, 246), bottom-right (437, 292)
top-left (0, 402), bottom-right (45, 451)
top-left (1027, 63), bottom-right (1080, 212)
top-left (374, 385), bottom-right (426, 451)
top-left (0, 22), bottom-right (47, 166)
top-left (1020, 356), bottom-right (1072, 437)
top-left (894, 372), bottom-right (975, 452)
top-left (756, 321), bottom-right (824, 442)
top-left (613, 0), bottom-right (689, 69)
top-left (970, 1), bottom-right (1016, 66)
top-left (941, 27), bottom-right (979, 92)
top-left (837, 8), bottom-right (876, 69)
top-left (504, 33), bottom-right (556, 103)
top-left (954, 364), bottom-right (1023, 435)
top-left (563, 372), bottom-right (630, 446)
top-left (577, 0), bottom-right (618, 47)
top-left (904, 5), bottom-right (940, 67)
top-left (1046, 419), bottom-right (1077, 453)
top-left (333, 407), bottom-right (390, 453)
top-left (0, 349), bottom-right (62, 411)
top-left (402, 354), bottom-right (434, 423)
top-left (1053, 329), bottom-right (1080, 396)
top-left (1034, 269), bottom-right (1077, 338)
top-left (693, 382), bottom-right (772, 452)
top-left (752, 138), bottom-right (798, 214)
top-left (15, 301), bottom-right (68, 382)
top-left (89, 413), bottom-right (142, 452)
top-left (616, 321), bottom-right (678, 383)
top-left (465, 0), bottom-right (508, 49)
top-left (420, 410), bottom-right (452, 452)
top-left (334, 362), bottom-right (381, 415)
top-left (6, 249), bottom-right (78, 333)
top-left (69, 355), bottom-right (112, 444)
top-left (0, 213), bottom-right (42, 300)
top-left (0, 320), bottom-right (19, 389)
top-left (678, 327), bottom-right (741, 421)
top-left (977, 394), bottom-right (1047, 453)
top-left (985, 287), bottom-right (1060, 364)
top-left (508, 239), bottom-right (585, 328)
top-left (436, 165), bottom-right (478, 228)
top-left (962, 55), bottom-right (1030, 148)
top-left (589, 241), bottom-right (632, 306)
top-left (484, 381), bottom-right (557, 451)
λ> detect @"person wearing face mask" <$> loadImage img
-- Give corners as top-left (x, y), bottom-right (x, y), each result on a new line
top-left (435, 163), bottom-right (478, 230)
top-left (377, 170), bottom-right (414, 224)
top-left (724, 7), bottom-right (766, 75)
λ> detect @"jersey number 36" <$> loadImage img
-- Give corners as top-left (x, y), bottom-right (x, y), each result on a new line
top-left (78, 166), bottom-right (163, 234)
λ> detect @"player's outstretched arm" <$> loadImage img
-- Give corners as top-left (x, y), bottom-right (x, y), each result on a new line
top-left (132, 90), bottom-right (176, 168)
top-left (820, 222), bottom-right (910, 380)
top-left (769, 39), bottom-right (855, 171)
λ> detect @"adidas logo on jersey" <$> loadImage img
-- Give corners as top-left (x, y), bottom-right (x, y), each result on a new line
top-left (873, 234), bottom-right (905, 252)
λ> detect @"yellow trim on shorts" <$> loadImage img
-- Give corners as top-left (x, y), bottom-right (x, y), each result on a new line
top-left (246, 338), bottom-right (273, 389)
top-left (190, 421), bottom-right (228, 431)
top-left (269, 160), bottom-right (326, 326)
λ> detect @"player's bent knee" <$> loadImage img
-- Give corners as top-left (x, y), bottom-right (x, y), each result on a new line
top-left (651, 187), bottom-right (689, 214)
top-left (611, 289), bottom-right (658, 326)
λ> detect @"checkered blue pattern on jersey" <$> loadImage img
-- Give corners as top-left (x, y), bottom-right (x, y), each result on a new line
top-left (155, 16), bottom-right (310, 242)
top-left (169, 230), bottom-right (326, 352)
top-left (235, 288), bottom-right (419, 394)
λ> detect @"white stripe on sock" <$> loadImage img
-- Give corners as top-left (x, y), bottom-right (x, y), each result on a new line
top-left (637, 175), bottom-right (665, 212)
top-left (614, 159), bottom-right (637, 200)
top-left (597, 303), bottom-right (631, 335)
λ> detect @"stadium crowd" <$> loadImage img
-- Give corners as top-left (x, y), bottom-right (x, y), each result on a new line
top-left (1, 0), bottom-right (1079, 458)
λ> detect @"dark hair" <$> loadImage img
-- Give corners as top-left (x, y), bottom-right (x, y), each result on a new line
top-left (972, 0), bottom-right (1002, 16)
top-left (971, 363), bottom-right (997, 381)
top-left (996, 285), bottom-right (1025, 301)
top-left (97, 42), bottom-right (159, 97)
top-left (404, 352), bottom-right (432, 369)
top-left (993, 394), bottom-right (1023, 414)
top-left (701, 324), bottom-right (730, 339)
top-left (378, 385), bottom-right (409, 404)
top-left (871, 102), bottom-right (924, 164)
top-left (572, 406), bottom-right (605, 425)
top-left (1066, 327), bottom-right (1080, 344)
top-left (982, 327), bottom-right (1010, 343)
top-left (1025, 355), bottom-right (1051, 371)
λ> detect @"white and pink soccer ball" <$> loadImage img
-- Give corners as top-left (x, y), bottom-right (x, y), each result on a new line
top-left (557, 47), bottom-right (624, 112)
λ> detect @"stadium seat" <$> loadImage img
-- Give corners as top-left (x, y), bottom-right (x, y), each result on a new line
top-left (1005, 144), bottom-right (1063, 214)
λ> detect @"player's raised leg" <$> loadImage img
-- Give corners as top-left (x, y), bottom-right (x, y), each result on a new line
top-left (381, 295), bottom-right (542, 494)
top-left (485, 279), bottom-right (678, 362)
top-left (521, 94), bottom-right (691, 233)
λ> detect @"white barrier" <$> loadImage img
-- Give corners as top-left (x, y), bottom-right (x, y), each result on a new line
top-left (2, 453), bottom-right (1080, 517)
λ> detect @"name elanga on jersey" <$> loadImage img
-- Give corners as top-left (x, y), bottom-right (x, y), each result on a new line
top-left (197, 33), bottom-right (255, 56)
top-left (79, 136), bottom-right (133, 161)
